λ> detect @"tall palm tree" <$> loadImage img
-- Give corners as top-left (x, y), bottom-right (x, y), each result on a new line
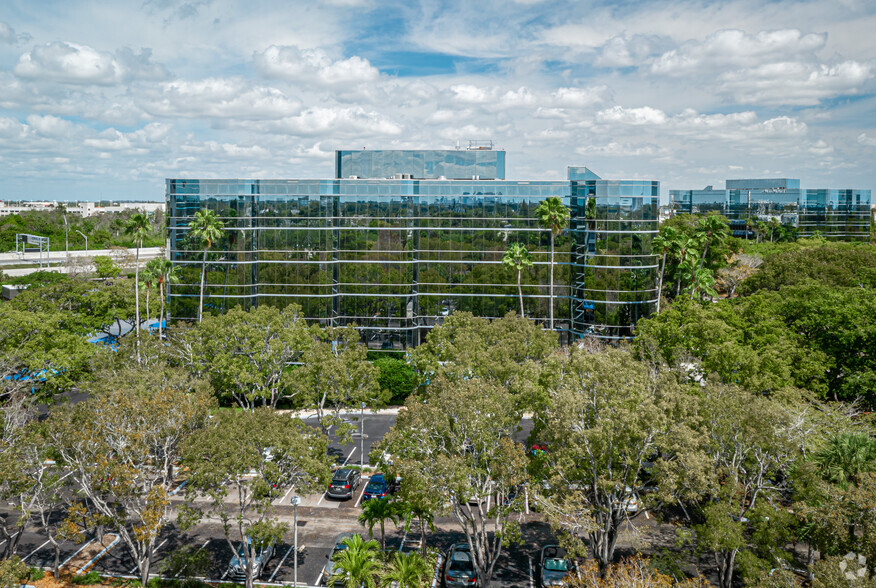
top-left (358, 497), bottom-right (401, 551)
top-left (673, 237), bottom-right (699, 298)
top-left (124, 212), bottom-right (153, 336)
top-left (650, 226), bottom-right (679, 314)
top-left (381, 551), bottom-right (432, 588)
top-left (140, 260), bottom-right (159, 332)
top-left (187, 209), bottom-right (225, 322)
top-left (330, 534), bottom-right (382, 588)
top-left (694, 215), bottom-right (730, 273)
top-left (502, 243), bottom-right (533, 318)
top-left (153, 258), bottom-right (179, 338)
top-left (535, 196), bottom-right (570, 330)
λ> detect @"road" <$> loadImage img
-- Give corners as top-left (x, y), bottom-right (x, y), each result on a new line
top-left (0, 246), bottom-right (163, 277)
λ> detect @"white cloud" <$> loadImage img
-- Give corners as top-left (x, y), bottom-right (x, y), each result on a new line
top-left (450, 84), bottom-right (495, 104)
top-left (597, 106), bottom-right (668, 125)
top-left (552, 86), bottom-right (609, 108)
top-left (858, 133), bottom-right (876, 147)
top-left (577, 142), bottom-right (668, 157)
top-left (0, 21), bottom-right (30, 45)
top-left (650, 29), bottom-right (827, 75)
top-left (140, 78), bottom-right (301, 119)
top-left (253, 45), bottom-right (379, 85)
top-left (271, 106), bottom-right (402, 137)
top-left (15, 42), bottom-right (122, 85)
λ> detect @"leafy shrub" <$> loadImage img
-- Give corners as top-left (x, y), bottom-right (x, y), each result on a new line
top-left (28, 566), bottom-right (45, 581)
top-left (72, 570), bottom-right (104, 585)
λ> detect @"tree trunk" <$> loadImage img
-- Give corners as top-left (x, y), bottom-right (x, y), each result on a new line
top-left (548, 232), bottom-right (555, 330)
top-left (158, 279), bottom-right (165, 338)
top-left (517, 268), bottom-right (524, 318)
top-left (134, 242), bottom-right (141, 335)
top-left (198, 247), bottom-right (208, 322)
top-left (53, 541), bottom-right (60, 581)
top-left (380, 520), bottom-right (386, 551)
top-left (139, 549), bottom-right (152, 587)
top-left (656, 250), bottom-right (667, 314)
top-left (145, 285), bottom-right (151, 333)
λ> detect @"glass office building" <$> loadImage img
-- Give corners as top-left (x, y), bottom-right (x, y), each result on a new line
top-left (166, 150), bottom-right (659, 347)
top-left (670, 178), bottom-right (871, 240)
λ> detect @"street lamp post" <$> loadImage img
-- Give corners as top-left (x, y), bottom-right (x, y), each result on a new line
top-left (75, 230), bottom-right (88, 253)
top-left (290, 495), bottom-right (300, 587)
top-left (360, 402), bottom-right (366, 466)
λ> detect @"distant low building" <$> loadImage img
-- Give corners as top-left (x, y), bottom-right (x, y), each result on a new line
top-left (669, 178), bottom-right (871, 240)
top-left (0, 200), bottom-right (164, 217)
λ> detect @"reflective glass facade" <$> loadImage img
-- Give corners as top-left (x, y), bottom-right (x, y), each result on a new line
top-left (670, 178), bottom-right (871, 240)
top-left (336, 149), bottom-right (505, 180)
top-left (166, 151), bottom-right (658, 347)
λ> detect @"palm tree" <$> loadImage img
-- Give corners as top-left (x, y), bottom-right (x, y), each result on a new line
top-left (813, 433), bottom-right (876, 488)
top-left (124, 212), bottom-right (153, 336)
top-left (140, 260), bottom-right (160, 332)
top-left (330, 534), bottom-right (382, 588)
top-left (187, 209), bottom-right (225, 322)
top-left (694, 215), bottom-right (730, 273)
top-left (535, 196), bottom-right (570, 330)
top-left (358, 497), bottom-right (401, 551)
top-left (673, 237), bottom-right (699, 298)
top-left (381, 551), bottom-right (432, 588)
top-left (502, 243), bottom-right (533, 318)
top-left (650, 226), bottom-right (679, 314)
top-left (152, 258), bottom-right (179, 338)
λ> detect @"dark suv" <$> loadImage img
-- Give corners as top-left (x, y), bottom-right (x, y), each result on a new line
top-left (326, 468), bottom-right (361, 500)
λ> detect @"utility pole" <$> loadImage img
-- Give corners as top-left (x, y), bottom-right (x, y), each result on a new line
top-left (290, 495), bottom-right (300, 586)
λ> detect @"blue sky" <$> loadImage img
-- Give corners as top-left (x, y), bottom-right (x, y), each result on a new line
top-left (0, 0), bottom-right (874, 202)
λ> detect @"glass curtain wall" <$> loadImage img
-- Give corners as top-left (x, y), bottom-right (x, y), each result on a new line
top-left (167, 178), bottom-right (572, 348)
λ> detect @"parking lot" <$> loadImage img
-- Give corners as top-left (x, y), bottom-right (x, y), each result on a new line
top-left (8, 412), bottom-right (563, 588)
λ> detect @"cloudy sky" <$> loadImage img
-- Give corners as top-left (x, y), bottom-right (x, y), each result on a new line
top-left (1, 0), bottom-right (874, 202)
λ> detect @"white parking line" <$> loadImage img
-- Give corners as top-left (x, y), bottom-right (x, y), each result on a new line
top-left (354, 485), bottom-right (365, 508)
top-left (341, 447), bottom-right (357, 467)
top-left (23, 539), bottom-right (50, 562)
top-left (268, 542), bottom-right (297, 582)
top-left (397, 526), bottom-right (408, 552)
top-left (280, 485), bottom-right (295, 503)
top-left (130, 538), bottom-right (169, 574)
top-left (315, 567), bottom-right (325, 587)
top-left (528, 555), bottom-right (535, 588)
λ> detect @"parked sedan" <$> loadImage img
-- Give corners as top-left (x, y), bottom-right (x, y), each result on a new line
top-left (227, 537), bottom-right (275, 580)
top-left (538, 545), bottom-right (571, 587)
top-left (444, 543), bottom-right (479, 587)
top-left (326, 468), bottom-right (361, 500)
top-left (361, 473), bottom-right (391, 501)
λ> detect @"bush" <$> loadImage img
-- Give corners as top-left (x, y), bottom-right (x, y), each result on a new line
top-left (28, 566), bottom-right (45, 581)
top-left (72, 570), bottom-right (104, 585)
top-left (375, 357), bottom-right (416, 405)
top-left (159, 545), bottom-right (212, 580)
top-left (0, 556), bottom-right (28, 588)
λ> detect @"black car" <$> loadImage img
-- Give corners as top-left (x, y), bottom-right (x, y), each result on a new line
top-left (444, 543), bottom-right (478, 587)
top-left (326, 468), bottom-right (361, 500)
top-left (361, 473), bottom-right (390, 501)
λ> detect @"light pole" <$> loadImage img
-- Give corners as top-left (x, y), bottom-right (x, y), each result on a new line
top-left (63, 214), bottom-right (69, 269)
top-left (290, 495), bottom-right (300, 587)
top-left (360, 402), bottom-right (366, 466)
top-left (75, 230), bottom-right (88, 253)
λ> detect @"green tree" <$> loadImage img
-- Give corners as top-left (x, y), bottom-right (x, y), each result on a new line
top-left (651, 226), bottom-right (679, 312)
top-left (381, 551), bottom-right (433, 588)
top-left (377, 378), bottom-right (528, 588)
top-left (534, 346), bottom-right (695, 577)
top-left (329, 534), bottom-right (382, 588)
top-left (181, 408), bottom-right (332, 588)
top-left (535, 196), bottom-right (570, 330)
top-left (141, 258), bottom-right (161, 329)
top-left (150, 258), bottom-right (179, 339)
top-left (47, 382), bottom-right (215, 586)
top-left (358, 496), bottom-right (401, 551)
top-left (693, 214), bottom-right (730, 274)
top-left (374, 357), bottom-right (416, 405)
top-left (187, 209), bottom-right (225, 322)
top-left (0, 556), bottom-right (27, 588)
top-left (813, 432), bottom-right (876, 489)
top-left (291, 325), bottom-right (381, 438)
top-left (93, 255), bottom-right (121, 279)
top-left (411, 311), bottom-right (556, 406)
top-left (124, 213), bottom-right (153, 337)
top-left (502, 242), bottom-right (533, 318)
top-left (181, 305), bottom-right (311, 409)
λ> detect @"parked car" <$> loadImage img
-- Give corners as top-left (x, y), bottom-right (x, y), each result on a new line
top-left (324, 532), bottom-right (357, 586)
top-left (326, 468), bottom-right (361, 500)
top-left (538, 545), bottom-right (571, 587)
top-left (227, 537), bottom-right (275, 580)
top-left (362, 473), bottom-right (391, 501)
top-left (444, 543), bottom-right (478, 587)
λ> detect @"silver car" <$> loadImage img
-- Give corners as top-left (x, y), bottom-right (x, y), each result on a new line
top-left (228, 537), bottom-right (275, 580)
top-left (444, 543), bottom-right (479, 587)
top-left (539, 545), bottom-right (571, 587)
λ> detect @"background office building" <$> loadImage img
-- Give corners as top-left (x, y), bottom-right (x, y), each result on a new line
top-left (166, 148), bottom-right (659, 347)
top-left (670, 178), bottom-right (872, 240)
